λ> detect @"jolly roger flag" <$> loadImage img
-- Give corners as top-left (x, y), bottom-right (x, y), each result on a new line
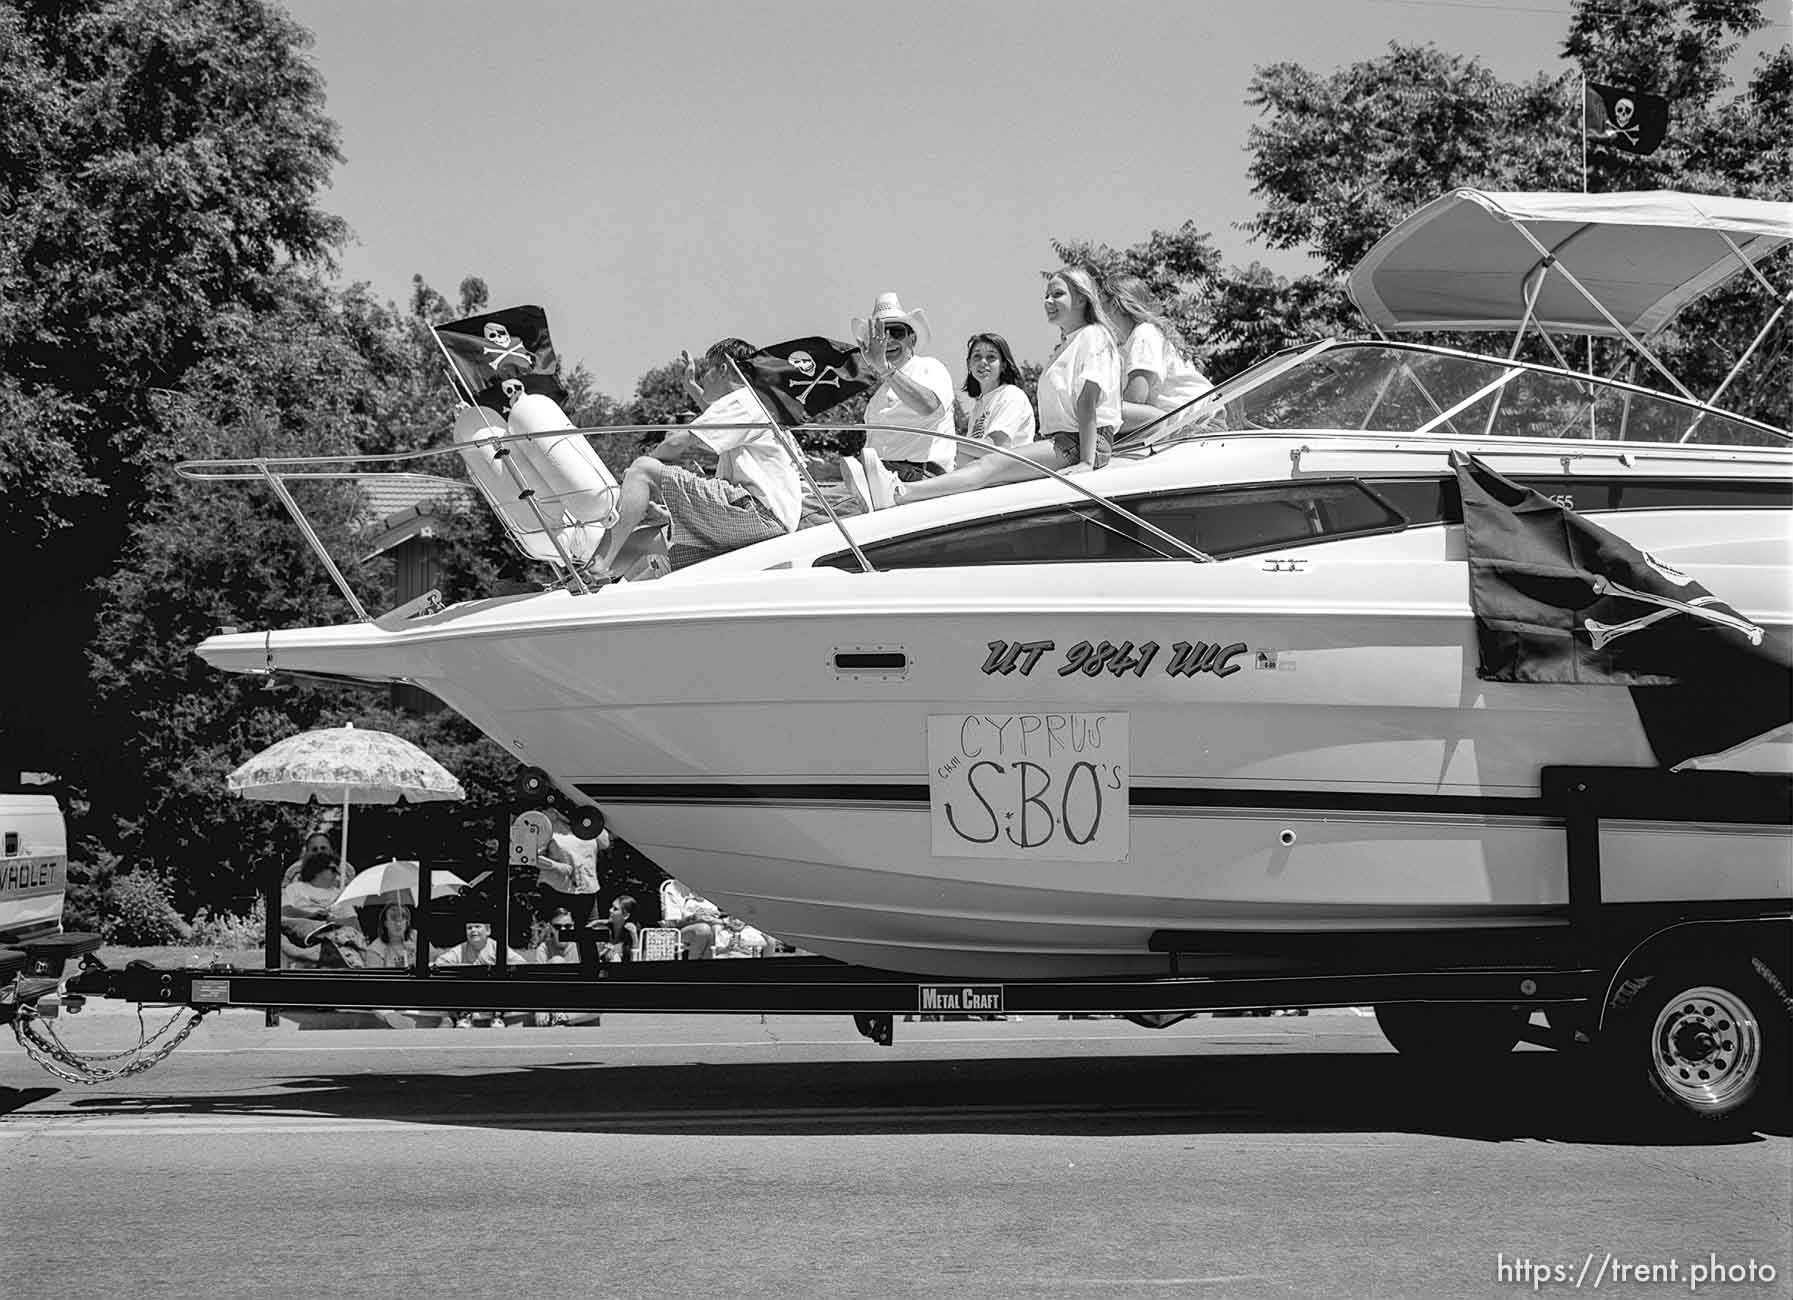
top-left (743, 337), bottom-right (876, 425)
top-left (434, 305), bottom-right (568, 410)
top-left (1585, 82), bottom-right (1669, 156)
top-left (1453, 452), bottom-right (1791, 769)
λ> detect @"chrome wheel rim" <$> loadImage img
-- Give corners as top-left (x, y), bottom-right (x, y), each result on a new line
top-left (1650, 984), bottom-right (1761, 1113)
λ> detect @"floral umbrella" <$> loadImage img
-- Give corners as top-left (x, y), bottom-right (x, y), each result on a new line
top-left (225, 723), bottom-right (466, 868)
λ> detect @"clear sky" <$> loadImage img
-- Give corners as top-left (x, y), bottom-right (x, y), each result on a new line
top-left (279, 0), bottom-right (1785, 400)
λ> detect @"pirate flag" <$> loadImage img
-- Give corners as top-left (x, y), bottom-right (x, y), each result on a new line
top-left (434, 305), bottom-right (569, 411)
top-left (1454, 452), bottom-right (1791, 768)
top-left (1585, 82), bottom-right (1669, 156)
top-left (744, 337), bottom-right (875, 425)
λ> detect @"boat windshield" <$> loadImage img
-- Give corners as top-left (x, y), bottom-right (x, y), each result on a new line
top-left (1169, 341), bottom-right (1787, 448)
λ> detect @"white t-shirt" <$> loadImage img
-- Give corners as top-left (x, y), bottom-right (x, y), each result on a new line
top-left (959, 384), bottom-right (1037, 463)
top-left (866, 356), bottom-right (957, 469)
top-left (690, 386), bottom-right (802, 533)
top-left (1124, 323), bottom-right (1212, 427)
top-left (1036, 325), bottom-right (1122, 436)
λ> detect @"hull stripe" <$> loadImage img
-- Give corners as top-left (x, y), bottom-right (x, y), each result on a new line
top-left (575, 782), bottom-right (1550, 818)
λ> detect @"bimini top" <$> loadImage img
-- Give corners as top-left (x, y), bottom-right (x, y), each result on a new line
top-left (1348, 189), bottom-right (1792, 337)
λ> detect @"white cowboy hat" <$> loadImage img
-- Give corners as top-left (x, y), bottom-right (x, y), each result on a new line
top-left (851, 291), bottom-right (932, 352)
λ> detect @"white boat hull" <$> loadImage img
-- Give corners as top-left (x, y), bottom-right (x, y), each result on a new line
top-left (202, 547), bottom-right (1792, 977)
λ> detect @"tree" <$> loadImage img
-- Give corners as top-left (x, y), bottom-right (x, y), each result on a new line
top-left (1051, 1), bottom-right (1788, 427)
top-left (1, 0), bottom-right (347, 776)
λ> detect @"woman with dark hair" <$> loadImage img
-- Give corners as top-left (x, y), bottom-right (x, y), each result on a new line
top-left (958, 332), bottom-right (1035, 464)
top-left (845, 268), bottom-right (1118, 509)
top-left (600, 894), bottom-right (640, 963)
top-left (366, 903), bottom-right (416, 969)
top-left (1103, 274), bottom-right (1211, 439)
top-left (279, 848), bottom-right (367, 968)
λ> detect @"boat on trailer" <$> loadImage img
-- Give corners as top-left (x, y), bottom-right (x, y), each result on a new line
top-left (185, 191), bottom-right (1790, 981)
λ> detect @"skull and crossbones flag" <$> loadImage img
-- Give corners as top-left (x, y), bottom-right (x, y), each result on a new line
top-left (1584, 82), bottom-right (1669, 156)
top-left (743, 337), bottom-right (875, 425)
top-left (1454, 452), bottom-right (1790, 768)
top-left (434, 305), bottom-right (569, 410)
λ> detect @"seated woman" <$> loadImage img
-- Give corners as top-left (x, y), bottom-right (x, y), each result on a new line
top-left (1104, 274), bottom-right (1211, 439)
top-left (958, 332), bottom-right (1036, 463)
top-left (845, 268), bottom-right (1119, 510)
top-left (599, 894), bottom-right (640, 964)
top-left (365, 902), bottom-right (416, 969)
top-left (279, 849), bottom-right (367, 969)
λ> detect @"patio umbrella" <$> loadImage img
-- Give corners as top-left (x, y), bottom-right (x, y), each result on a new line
top-left (333, 860), bottom-right (485, 909)
top-left (225, 723), bottom-right (466, 867)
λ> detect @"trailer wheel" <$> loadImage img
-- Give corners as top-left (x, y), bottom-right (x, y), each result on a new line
top-left (1374, 1003), bottom-right (1527, 1060)
top-left (1606, 961), bottom-right (1787, 1130)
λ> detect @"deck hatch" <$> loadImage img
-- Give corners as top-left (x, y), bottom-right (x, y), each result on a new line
top-left (832, 646), bottom-right (909, 679)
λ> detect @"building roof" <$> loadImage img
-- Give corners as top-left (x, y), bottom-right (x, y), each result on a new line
top-left (359, 474), bottom-right (482, 559)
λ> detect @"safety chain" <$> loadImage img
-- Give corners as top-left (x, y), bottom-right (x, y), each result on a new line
top-left (10, 1003), bottom-right (212, 1085)
top-left (1752, 955), bottom-right (1793, 1021)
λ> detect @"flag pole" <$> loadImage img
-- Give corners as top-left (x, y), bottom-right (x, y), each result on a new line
top-left (430, 326), bottom-right (479, 406)
top-left (1580, 75), bottom-right (1589, 196)
top-left (725, 355), bottom-right (876, 576)
top-left (1581, 75), bottom-right (1596, 395)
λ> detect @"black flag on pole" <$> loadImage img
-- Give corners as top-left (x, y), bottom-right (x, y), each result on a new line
top-left (434, 305), bottom-right (569, 410)
top-left (1584, 82), bottom-right (1669, 156)
top-left (744, 337), bottom-right (875, 425)
top-left (1453, 452), bottom-right (1790, 768)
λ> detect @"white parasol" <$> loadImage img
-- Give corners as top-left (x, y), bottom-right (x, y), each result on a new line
top-left (225, 723), bottom-right (466, 868)
top-left (333, 860), bottom-right (485, 908)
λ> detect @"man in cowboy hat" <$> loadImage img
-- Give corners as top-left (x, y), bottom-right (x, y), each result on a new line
top-left (853, 291), bottom-right (957, 481)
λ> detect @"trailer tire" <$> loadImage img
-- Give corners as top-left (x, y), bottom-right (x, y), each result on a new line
top-left (1374, 1003), bottom-right (1527, 1061)
top-left (1603, 960), bottom-right (1788, 1131)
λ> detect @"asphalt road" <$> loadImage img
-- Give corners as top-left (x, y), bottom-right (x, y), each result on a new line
top-left (3, 1010), bottom-right (1789, 1299)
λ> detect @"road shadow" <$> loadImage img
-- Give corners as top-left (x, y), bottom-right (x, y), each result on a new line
top-left (45, 1049), bottom-right (1788, 1146)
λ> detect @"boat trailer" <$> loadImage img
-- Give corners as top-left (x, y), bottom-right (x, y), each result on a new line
top-left (5, 765), bottom-right (1788, 1129)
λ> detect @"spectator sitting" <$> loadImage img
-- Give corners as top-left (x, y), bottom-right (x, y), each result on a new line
top-left (281, 830), bottom-right (357, 888)
top-left (587, 338), bottom-right (804, 576)
top-left (660, 878), bottom-right (725, 959)
top-left (279, 848), bottom-right (367, 969)
top-left (366, 902), bottom-right (416, 969)
top-left (658, 878), bottom-right (775, 958)
top-left (433, 919), bottom-right (526, 969)
top-left (599, 894), bottom-right (640, 963)
top-left (527, 908), bottom-right (582, 965)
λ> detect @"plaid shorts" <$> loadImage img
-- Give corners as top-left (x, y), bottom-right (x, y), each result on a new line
top-left (659, 466), bottom-right (785, 568)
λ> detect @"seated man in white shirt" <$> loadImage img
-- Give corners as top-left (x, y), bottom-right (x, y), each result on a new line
top-left (854, 292), bottom-right (957, 481)
top-left (588, 338), bottom-right (802, 575)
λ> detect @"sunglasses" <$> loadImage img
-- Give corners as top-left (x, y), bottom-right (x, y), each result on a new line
top-left (879, 323), bottom-right (912, 338)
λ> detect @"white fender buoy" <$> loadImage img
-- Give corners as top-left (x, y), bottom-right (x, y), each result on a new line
top-left (452, 397), bottom-right (619, 567)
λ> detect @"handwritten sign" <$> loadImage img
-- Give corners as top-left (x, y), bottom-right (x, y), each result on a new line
top-left (928, 712), bottom-right (1129, 861)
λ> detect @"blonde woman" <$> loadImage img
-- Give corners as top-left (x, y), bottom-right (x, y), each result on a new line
top-left (847, 268), bottom-right (1118, 508)
top-left (1105, 274), bottom-right (1211, 437)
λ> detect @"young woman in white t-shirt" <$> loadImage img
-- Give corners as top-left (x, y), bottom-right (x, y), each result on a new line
top-left (958, 332), bottom-right (1036, 464)
top-left (1105, 274), bottom-right (1212, 438)
top-left (847, 268), bottom-right (1118, 509)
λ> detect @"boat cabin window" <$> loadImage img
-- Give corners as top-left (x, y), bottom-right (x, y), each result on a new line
top-left (817, 480), bottom-right (1406, 570)
top-left (1364, 474), bottom-right (1793, 525)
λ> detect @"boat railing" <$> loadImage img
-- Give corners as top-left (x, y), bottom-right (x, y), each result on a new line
top-left (175, 415), bottom-right (1214, 624)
